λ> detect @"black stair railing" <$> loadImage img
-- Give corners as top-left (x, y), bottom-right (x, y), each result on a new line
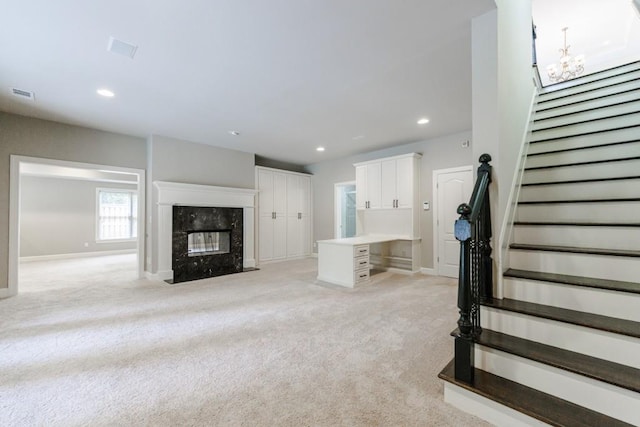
top-left (453, 153), bottom-right (493, 384)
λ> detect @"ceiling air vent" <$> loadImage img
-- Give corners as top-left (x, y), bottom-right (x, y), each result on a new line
top-left (107, 36), bottom-right (138, 59)
top-left (11, 88), bottom-right (35, 101)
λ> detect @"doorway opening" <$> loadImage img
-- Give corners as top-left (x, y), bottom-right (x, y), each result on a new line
top-left (334, 182), bottom-right (356, 239)
top-left (7, 156), bottom-right (145, 297)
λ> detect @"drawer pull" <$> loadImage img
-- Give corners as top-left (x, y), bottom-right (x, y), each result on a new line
top-left (359, 274), bottom-right (367, 278)
top-left (358, 260), bottom-right (367, 265)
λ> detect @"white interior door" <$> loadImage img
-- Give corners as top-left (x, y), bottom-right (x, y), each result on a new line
top-left (435, 167), bottom-right (473, 278)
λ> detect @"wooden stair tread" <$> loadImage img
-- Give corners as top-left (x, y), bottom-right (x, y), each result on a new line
top-left (482, 298), bottom-right (640, 339)
top-left (525, 157), bottom-right (640, 171)
top-left (476, 329), bottom-right (640, 393)
top-left (509, 243), bottom-right (640, 258)
top-left (438, 359), bottom-right (633, 427)
top-left (504, 268), bottom-right (640, 295)
top-left (530, 124), bottom-right (640, 144)
top-left (518, 198), bottom-right (640, 204)
top-left (522, 175), bottom-right (640, 186)
top-left (527, 139), bottom-right (640, 157)
top-left (513, 221), bottom-right (640, 227)
top-left (532, 109), bottom-right (640, 133)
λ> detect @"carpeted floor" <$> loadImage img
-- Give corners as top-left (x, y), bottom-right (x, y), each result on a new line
top-left (1, 256), bottom-right (488, 426)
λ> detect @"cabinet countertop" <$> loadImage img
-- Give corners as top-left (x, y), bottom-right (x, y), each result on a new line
top-left (317, 234), bottom-right (420, 246)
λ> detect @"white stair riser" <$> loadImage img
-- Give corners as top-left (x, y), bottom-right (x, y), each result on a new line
top-left (523, 160), bottom-right (640, 184)
top-left (535, 88), bottom-right (640, 120)
top-left (539, 65), bottom-right (640, 102)
top-left (528, 127), bottom-right (640, 154)
top-left (525, 141), bottom-right (640, 169)
top-left (513, 225), bottom-right (640, 251)
top-left (481, 307), bottom-right (640, 368)
top-left (509, 250), bottom-right (640, 282)
top-left (476, 347), bottom-right (640, 425)
top-left (504, 278), bottom-right (640, 322)
top-left (533, 99), bottom-right (640, 131)
top-left (443, 384), bottom-right (549, 427)
top-left (531, 113), bottom-right (640, 142)
top-left (516, 202), bottom-right (640, 222)
top-left (519, 179), bottom-right (640, 202)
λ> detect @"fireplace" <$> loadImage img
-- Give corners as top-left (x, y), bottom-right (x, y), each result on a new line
top-left (172, 206), bottom-right (243, 283)
top-left (152, 181), bottom-right (258, 282)
top-left (188, 231), bottom-right (230, 256)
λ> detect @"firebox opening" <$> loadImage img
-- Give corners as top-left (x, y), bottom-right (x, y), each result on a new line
top-left (187, 230), bottom-right (231, 257)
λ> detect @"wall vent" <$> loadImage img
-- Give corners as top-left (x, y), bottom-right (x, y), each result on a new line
top-left (11, 88), bottom-right (35, 100)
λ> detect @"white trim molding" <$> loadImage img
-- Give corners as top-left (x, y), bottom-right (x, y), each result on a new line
top-left (20, 249), bottom-right (136, 263)
top-left (153, 181), bottom-right (259, 280)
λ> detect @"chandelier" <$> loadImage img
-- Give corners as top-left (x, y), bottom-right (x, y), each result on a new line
top-left (546, 27), bottom-right (585, 83)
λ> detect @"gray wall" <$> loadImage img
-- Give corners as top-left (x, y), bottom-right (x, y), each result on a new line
top-left (0, 112), bottom-right (147, 290)
top-left (146, 135), bottom-right (256, 273)
top-left (20, 176), bottom-right (137, 257)
top-left (307, 130), bottom-right (473, 269)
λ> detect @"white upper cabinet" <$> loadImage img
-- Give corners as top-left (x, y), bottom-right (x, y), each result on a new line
top-left (355, 162), bottom-right (382, 210)
top-left (355, 153), bottom-right (419, 210)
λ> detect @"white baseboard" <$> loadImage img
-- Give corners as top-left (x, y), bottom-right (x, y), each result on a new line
top-left (20, 249), bottom-right (136, 263)
top-left (420, 267), bottom-right (435, 275)
top-left (243, 258), bottom-right (256, 269)
top-left (0, 287), bottom-right (16, 299)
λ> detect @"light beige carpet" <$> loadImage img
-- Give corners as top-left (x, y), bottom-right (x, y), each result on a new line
top-left (2, 256), bottom-right (488, 426)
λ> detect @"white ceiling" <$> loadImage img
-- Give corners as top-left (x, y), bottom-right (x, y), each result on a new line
top-left (0, 0), bottom-right (495, 166)
top-left (534, 0), bottom-right (640, 86)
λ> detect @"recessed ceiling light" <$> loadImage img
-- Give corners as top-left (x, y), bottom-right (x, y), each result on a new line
top-left (228, 131), bottom-right (240, 136)
top-left (417, 118), bottom-right (430, 125)
top-left (352, 135), bottom-right (365, 140)
top-left (316, 146), bottom-right (325, 152)
top-left (97, 89), bottom-right (115, 97)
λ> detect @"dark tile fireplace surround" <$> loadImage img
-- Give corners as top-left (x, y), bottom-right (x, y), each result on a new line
top-left (172, 206), bottom-right (243, 283)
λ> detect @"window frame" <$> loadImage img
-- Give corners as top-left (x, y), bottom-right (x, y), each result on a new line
top-left (95, 187), bottom-right (138, 243)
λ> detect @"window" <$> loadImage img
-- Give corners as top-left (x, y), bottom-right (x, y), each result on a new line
top-left (97, 189), bottom-right (138, 241)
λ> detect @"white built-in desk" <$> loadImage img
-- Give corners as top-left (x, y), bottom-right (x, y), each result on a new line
top-left (317, 235), bottom-right (420, 288)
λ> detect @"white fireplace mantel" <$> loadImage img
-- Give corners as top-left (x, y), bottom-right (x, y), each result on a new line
top-left (154, 181), bottom-right (258, 280)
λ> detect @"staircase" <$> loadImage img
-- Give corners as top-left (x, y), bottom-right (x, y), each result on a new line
top-left (440, 61), bottom-right (640, 426)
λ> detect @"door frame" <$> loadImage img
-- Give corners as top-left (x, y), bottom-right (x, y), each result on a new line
top-left (432, 165), bottom-right (473, 277)
top-left (6, 155), bottom-right (146, 298)
top-left (334, 181), bottom-right (356, 239)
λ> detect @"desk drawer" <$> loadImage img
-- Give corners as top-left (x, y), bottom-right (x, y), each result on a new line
top-left (354, 245), bottom-right (369, 257)
top-left (354, 255), bottom-right (370, 270)
top-left (354, 268), bottom-right (370, 283)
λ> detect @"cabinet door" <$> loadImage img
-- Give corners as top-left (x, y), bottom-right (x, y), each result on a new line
top-left (273, 171), bottom-right (288, 215)
top-left (259, 214), bottom-right (274, 261)
top-left (355, 165), bottom-right (367, 209)
top-left (272, 215), bottom-right (287, 259)
top-left (380, 159), bottom-right (397, 208)
top-left (300, 215), bottom-right (310, 255)
top-left (395, 156), bottom-right (414, 208)
top-left (286, 174), bottom-right (300, 215)
top-left (299, 176), bottom-right (311, 216)
top-left (257, 169), bottom-right (274, 215)
top-left (286, 216), bottom-right (302, 257)
top-left (366, 162), bottom-right (382, 209)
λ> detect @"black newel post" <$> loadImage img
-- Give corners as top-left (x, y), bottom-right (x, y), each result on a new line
top-left (454, 203), bottom-right (474, 384)
top-left (477, 154), bottom-right (493, 301)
